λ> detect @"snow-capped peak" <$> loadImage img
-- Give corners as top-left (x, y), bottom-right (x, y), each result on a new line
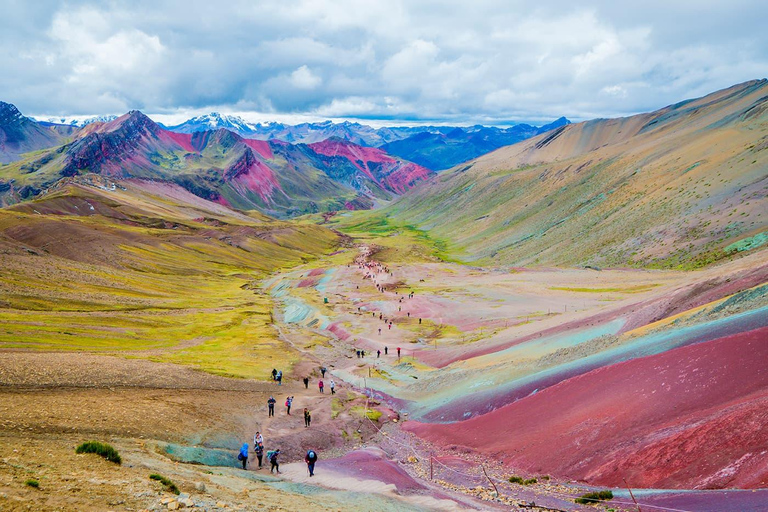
top-left (37, 115), bottom-right (118, 127)
top-left (183, 112), bottom-right (256, 133)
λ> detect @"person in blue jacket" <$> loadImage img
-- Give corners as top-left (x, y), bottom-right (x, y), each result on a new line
top-left (237, 443), bottom-right (249, 469)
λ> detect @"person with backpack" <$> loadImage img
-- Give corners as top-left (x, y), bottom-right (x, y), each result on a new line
top-left (253, 431), bottom-right (263, 447)
top-left (304, 408), bottom-right (311, 427)
top-left (254, 443), bottom-right (264, 469)
top-left (276, 370), bottom-right (282, 386)
top-left (318, 380), bottom-right (324, 393)
top-left (237, 443), bottom-right (249, 470)
top-left (305, 449), bottom-right (318, 477)
top-left (330, 379), bottom-right (336, 395)
top-left (268, 448), bottom-right (281, 474)
top-left (286, 396), bottom-right (293, 415)
top-left (268, 396), bottom-right (276, 417)
top-left (303, 377), bottom-right (309, 389)
top-left (320, 366), bottom-right (327, 378)
top-left (271, 368), bottom-right (277, 381)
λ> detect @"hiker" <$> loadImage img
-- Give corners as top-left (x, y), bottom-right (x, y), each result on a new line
top-left (361, 350), bottom-right (365, 357)
top-left (378, 328), bottom-right (381, 335)
top-left (377, 349), bottom-right (381, 358)
top-left (319, 380), bottom-right (324, 393)
top-left (268, 396), bottom-right (276, 417)
top-left (271, 368), bottom-right (277, 381)
top-left (286, 396), bottom-right (293, 415)
top-left (388, 323), bottom-right (392, 330)
top-left (320, 366), bottom-right (327, 378)
top-left (254, 443), bottom-right (264, 469)
top-left (407, 312), bottom-right (410, 317)
top-left (237, 443), bottom-right (249, 470)
top-left (397, 347), bottom-right (401, 357)
top-left (253, 432), bottom-right (263, 446)
top-left (276, 370), bottom-right (283, 385)
top-left (356, 350), bottom-right (361, 358)
top-left (419, 318), bottom-right (422, 324)
top-left (384, 346), bottom-right (388, 355)
top-left (304, 408), bottom-right (311, 427)
top-left (330, 379), bottom-right (336, 395)
top-left (303, 377), bottom-right (309, 389)
top-left (305, 449), bottom-right (318, 477)
top-left (268, 448), bottom-right (281, 474)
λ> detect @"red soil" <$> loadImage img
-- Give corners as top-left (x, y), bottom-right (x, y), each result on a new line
top-left (383, 162), bottom-right (434, 194)
top-left (321, 447), bottom-right (426, 492)
top-left (406, 326), bottom-right (768, 489)
top-left (242, 139), bottom-right (274, 159)
top-left (160, 130), bottom-right (196, 152)
top-left (228, 158), bottom-right (280, 203)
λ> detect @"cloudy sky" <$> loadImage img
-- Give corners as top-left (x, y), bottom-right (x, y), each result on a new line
top-left (2, 0), bottom-right (767, 126)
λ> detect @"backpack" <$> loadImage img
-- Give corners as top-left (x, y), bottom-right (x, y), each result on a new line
top-left (307, 450), bottom-right (317, 462)
top-left (285, 400), bottom-right (290, 407)
top-left (269, 451), bottom-right (278, 463)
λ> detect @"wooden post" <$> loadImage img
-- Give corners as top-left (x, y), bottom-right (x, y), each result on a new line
top-left (430, 454), bottom-right (433, 481)
top-left (481, 465), bottom-right (499, 497)
top-left (623, 478), bottom-right (641, 512)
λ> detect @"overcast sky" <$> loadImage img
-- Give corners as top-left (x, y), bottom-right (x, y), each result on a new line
top-left (1, 0), bottom-right (766, 126)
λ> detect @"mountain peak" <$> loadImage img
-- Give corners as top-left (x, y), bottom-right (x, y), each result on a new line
top-left (0, 101), bottom-right (26, 124)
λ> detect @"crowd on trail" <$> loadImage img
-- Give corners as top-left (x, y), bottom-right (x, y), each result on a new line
top-left (240, 251), bottom-right (429, 480)
top-left (242, 366), bottom-right (333, 475)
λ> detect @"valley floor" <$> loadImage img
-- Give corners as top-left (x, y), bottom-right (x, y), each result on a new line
top-left (1, 237), bottom-right (766, 511)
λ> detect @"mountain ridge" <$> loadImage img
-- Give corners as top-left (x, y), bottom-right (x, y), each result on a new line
top-left (0, 107), bottom-right (435, 216)
top-left (381, 79), bottom-right (768, 269)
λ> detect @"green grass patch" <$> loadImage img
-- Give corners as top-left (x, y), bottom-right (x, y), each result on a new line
top-left (508, 475), bottom-right (537, 485)
top-left (25, 479), bottom-right (40, 488)
top-left (149, 473), bottom-right (180, 494)
top-left (75, 441), bottom-right (122, 464)
top-left (575, 490), bottom-right (614, 504)
top-left (350, 406), bottom-right (382, 421)
top-left (331, 398), bottom-right (343, 419)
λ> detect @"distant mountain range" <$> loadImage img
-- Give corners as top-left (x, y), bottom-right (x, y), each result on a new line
top-left (0, 106), bottom-right (433, 216)
top-left (38, 115), bottom-right (119, 128)
top-left (379, 118), bottom-right (570, 170)
top-left (166, 114), bottom-right (571, 169)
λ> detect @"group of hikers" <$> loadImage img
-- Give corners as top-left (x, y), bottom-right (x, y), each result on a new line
top-left (358, 346), bottom-right (401, 358)
top-left (238, 435), bottom-right (318, 477)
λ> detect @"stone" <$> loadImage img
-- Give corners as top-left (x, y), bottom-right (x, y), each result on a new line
top-left (216, 501), bottom-right (227, 508)
top-left (167, 501), bottom-right (180, 510)
top-left (181, 498), bottom-right (194, 507)
top-left (194, 482), bottom-right (206, 492)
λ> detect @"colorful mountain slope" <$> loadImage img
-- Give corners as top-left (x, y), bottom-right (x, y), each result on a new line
top-left (380, 118), bottom-right (570, 170)
top-left (406, 324), bottom-right (768, 489)
top-left (384, 79), bottom-right (768, 269)
top-left (307, 137), bottom-right (434, 194)
top-left (0, 176), bottom-right (338, 377)
top-left (0, 108), bottom-right (435, 217)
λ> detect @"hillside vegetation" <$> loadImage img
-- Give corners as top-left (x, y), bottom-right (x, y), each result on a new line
top-left (383, 79), bottom-right (768, 269)
top-left (0, 177), bottom-right (338, 377)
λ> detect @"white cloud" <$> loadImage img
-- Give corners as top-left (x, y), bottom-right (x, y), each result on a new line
top-left (1, 0), bottom-right (766, 123)
top-left (289, 65), bottom-right (322, 89)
